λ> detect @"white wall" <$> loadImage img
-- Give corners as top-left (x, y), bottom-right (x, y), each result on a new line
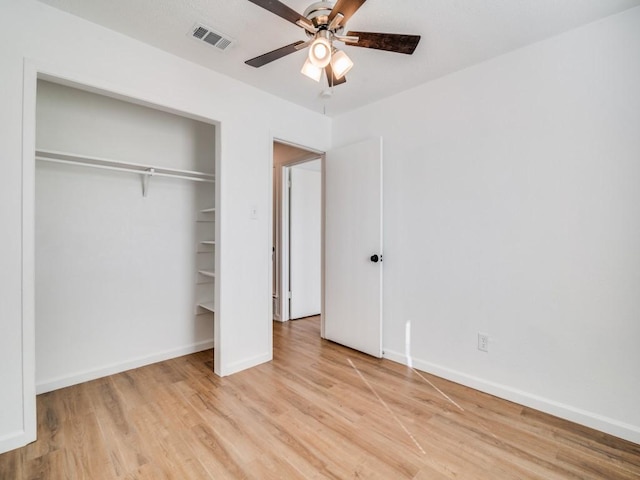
top-left (35, 81), bottom-right (215, 392)
top-left (0, 0), bottom-right (330, 453)
top-left (289, 161), bottom-right (322, 319)
top-left (333, 7), bottom-right (640, 443)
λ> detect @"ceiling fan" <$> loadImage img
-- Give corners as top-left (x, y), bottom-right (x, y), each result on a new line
top-left (245, 0), bottom-right (421, 87)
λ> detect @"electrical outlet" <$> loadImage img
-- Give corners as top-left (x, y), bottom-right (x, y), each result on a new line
top-left (478, 333), bottom-right (489, 352)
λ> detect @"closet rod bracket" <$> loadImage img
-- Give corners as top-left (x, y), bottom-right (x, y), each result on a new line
top-left (142, 168), bottom-right (154, 197)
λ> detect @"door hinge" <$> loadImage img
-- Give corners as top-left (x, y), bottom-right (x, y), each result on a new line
top-left (288, 291), bottom-right (292, 299)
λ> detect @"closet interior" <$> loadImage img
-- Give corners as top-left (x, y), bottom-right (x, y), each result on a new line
top-left (35, 80), bottom-right (217, 393)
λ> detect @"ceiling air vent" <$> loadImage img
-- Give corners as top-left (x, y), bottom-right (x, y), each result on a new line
top-left (190, 23), bottom-right (235, 52)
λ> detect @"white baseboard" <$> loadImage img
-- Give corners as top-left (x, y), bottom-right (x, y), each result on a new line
top-left (36, 339), bottom-right (214, 394)
top-left (383, 349), bottom-right (640, 445)
top-left (0, 428), bottom-right (36, 455)
top-left (221, 351), bottom-right (272, 376)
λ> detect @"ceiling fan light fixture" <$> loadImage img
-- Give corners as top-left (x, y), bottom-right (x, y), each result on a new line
top-left (245, 0), bottom-right (422, 90)
top-left (301, 58), bottom-right (323, 82)
top-left (330, 49), bottom-right (353, 79)
top-left (308, 31), bottom-right (332, 68)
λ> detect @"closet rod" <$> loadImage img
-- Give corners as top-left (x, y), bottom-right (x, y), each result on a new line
top-left (35, 156), bottom-right (215, 183)
top-left (35, 149), bottom-right (215, 197)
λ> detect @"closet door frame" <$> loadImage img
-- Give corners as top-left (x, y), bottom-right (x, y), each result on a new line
top-left (19, 60), bottom-right (221, 450)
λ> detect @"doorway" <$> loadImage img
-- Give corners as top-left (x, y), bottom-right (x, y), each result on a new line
top-left (272, 141), bottom-right (323, 323)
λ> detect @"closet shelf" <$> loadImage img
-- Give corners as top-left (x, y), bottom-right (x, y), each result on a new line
top-left (197, 302), bottom-right (215, 313)
top-left (200, 240), bottom-right (216, 245)
top-left (198, 270), bottom-right (216, 278)
top-left (200, 207), bottom-right (216, 213)
top-left (36, 149), bottom-right (215, 197)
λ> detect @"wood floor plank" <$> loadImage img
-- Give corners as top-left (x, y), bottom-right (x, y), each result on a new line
top-left (244, 452), bottom-right (309, 480)
top-left (58, 413), bottom-right (113, 480)
top-left (0, 448), bottom-right (23, 480)
top-left (1, 316), bottom-right (639, 479)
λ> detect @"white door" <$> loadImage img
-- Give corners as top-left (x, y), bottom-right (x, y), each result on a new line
top-left (289, 162), bottom-right (322, 319)
top-left (324, 137), bottom-right (383, 357)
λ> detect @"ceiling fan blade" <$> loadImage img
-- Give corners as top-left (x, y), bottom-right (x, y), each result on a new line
top-left (245, 40), bottom-right (306, 68)
top-left (345, 31), bottom-right (421, 54)
top-left (247, 0), bottom-right (313, 30)
top-left (325, 64), bottom-right (347, 87)
top-left (328, 0), bottom-right (367, 25)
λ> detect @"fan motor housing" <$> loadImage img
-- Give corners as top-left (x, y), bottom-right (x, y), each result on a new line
top-left (303, 2), bottom-right (334, 28)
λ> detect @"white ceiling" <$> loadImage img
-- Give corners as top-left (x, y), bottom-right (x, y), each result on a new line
top-left (37, 0), bottom-right (640, 116)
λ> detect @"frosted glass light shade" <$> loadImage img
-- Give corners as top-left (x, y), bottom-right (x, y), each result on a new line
top-left (308, 37), bottom-right (332, 68)
top-left (301, 58), bottom-right (322, 82)
top-left (330, 49), bottom-right (353, 79)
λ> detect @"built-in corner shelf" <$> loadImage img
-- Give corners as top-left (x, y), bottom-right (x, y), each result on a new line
top-left (197, 302), bottom-right (215, 313)
top-left (198, 270), bottom-right (216, 278)
top-left (196, 206), bottom-right (215, 317)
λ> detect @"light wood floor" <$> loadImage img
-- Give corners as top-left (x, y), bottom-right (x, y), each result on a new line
top-left (1, 317), bottom-right (639, 479)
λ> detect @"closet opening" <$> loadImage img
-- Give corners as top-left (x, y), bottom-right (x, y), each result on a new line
top-left (33, 79), bottom-right (220, 394)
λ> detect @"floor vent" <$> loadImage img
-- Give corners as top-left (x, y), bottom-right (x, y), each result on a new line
top-left (190, 23), bottom-right (235, 51)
